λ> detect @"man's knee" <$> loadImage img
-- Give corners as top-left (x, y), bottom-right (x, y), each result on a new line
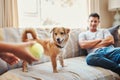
top-left (86, 54), bottom-right (100, 65)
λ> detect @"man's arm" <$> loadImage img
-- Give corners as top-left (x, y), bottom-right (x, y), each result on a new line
top-left (79, 39), bottom-right (102, 49)
top-left (94, 35), bottom-right (114, 48)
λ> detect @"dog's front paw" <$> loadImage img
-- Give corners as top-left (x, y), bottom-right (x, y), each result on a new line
top-left (22, 61), bottom-right (28, 72)
top-left (53, 70), bottom-right (58, 73)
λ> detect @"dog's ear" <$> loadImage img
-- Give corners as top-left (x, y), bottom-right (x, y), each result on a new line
top-left (65, 28), bottom-right (70, 34)
top-left (50, 27), bottom-right (56, 33)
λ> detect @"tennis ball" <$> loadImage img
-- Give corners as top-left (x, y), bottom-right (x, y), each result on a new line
top-left (29, 43), bottom-right (44, 59)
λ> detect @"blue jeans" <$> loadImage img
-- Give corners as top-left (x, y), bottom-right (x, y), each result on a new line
top-left (86, 46), bottom-right (120, 75)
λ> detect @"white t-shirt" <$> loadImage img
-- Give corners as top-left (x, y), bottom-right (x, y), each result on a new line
top-left (78, 29), bottom-right (113, 53)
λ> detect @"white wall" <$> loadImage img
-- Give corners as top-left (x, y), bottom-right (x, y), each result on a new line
top-left (17, 0), bottom-right (88, 28)
top-left (17, 0), bottom-right (41, 27)
top-left (99, 0), bottom-right (114, 28)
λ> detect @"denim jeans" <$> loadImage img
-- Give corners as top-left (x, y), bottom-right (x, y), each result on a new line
top-left (86, 46), bottom-right (120, 75)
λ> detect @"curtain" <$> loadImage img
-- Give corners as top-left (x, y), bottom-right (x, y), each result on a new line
top-left (87, 0), bottom-right (101, 15)
top-left (0, 0), bottom-right (18, 28)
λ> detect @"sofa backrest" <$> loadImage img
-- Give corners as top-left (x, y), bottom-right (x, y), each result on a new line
top-left (0, 28), bottom-right (83, 63)
top-left (0, 26), bottom-right (120, 63)
top-left (0, 26), bottom-right (120, 72)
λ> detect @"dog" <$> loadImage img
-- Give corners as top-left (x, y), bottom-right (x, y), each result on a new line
top-left (22, 27), bottom-right (70, 73)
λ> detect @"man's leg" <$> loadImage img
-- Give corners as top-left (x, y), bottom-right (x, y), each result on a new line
top-left (86, 50), bottom-right (120, 75)
top-left (106, 47), bottom-right (120, 64)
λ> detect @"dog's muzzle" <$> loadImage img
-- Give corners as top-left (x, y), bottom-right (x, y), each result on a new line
top-left (57, 38), bottom-right (63, 44)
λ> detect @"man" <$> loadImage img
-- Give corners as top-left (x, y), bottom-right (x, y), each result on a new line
top-left (78, 13), bottom-right (120, 75)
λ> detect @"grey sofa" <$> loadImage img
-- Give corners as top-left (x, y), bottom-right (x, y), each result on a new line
top-left (0, 26), bottom-right (120, 80)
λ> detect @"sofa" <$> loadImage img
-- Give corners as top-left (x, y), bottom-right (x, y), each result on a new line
top-left (0, 25), bottom-right (120, 80)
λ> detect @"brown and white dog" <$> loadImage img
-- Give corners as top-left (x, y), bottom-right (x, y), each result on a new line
top-left (22, 27), bottom-right (70, 73)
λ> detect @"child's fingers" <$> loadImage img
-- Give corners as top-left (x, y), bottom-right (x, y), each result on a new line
top-left (25, 41), bottom-right (36, 47)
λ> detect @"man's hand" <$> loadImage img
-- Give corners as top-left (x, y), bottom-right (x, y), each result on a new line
top-left (94, 36), bottom-right (114, 48)
top-left (79, 39), bottom-right (102, 49)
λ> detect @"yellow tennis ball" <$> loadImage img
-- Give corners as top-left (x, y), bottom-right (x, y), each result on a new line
top-left (29, 43), bottom-right (44, 59)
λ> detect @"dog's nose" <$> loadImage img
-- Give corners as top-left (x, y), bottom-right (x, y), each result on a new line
top-left (57, 38), bottom-right (60, 42)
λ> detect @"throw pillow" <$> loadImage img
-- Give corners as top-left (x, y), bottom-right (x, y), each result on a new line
top-left (108, 25), bottom-right (120, 41)
top-left (108, 25), bottom-right (120, 47)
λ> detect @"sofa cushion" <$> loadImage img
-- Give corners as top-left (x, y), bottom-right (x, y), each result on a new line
top-left (108, 25), bottom-right (120, 47)
top-left (108, 25), bottom-right (120, 41)
top-left (0, 56), bottom-right (120, 80)
top-left (0, 59), bottom-right (8, 75)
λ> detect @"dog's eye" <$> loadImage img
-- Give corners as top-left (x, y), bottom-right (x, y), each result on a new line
top-left (60, 32), bottom-right (64, 35)
top-left (54, 33), bottom-right (57, 35)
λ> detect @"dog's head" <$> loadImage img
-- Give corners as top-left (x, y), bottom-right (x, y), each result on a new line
top-left (51, 27), bottom-right (70, 47)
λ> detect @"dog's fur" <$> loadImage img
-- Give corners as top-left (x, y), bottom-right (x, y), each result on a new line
top-left (22, 27), bottom-right (70, 73)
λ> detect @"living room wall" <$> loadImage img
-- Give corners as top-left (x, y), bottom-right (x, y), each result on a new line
top-left (88, 0), bottom-right (114, 28)
top-left (17, 0), bottom-right (88, 28)
top-left (17, 0), bottom-right (114, 28)
top-left (99, 0), bottom-right (114, 28)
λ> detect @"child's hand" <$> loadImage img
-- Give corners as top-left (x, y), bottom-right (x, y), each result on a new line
top-left (13, 41), bottom-right (39, 64)
top-left (1, 52), bottom-right (20, 65)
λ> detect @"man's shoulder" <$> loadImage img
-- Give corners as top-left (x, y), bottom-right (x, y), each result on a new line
top-left (98, 28), bottom-right (109, 31)
top-left (97, 29), bottom-right (109, 33)
top-left (79, 30), bottom-right (88, 35)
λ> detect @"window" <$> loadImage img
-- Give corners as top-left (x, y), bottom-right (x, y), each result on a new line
top-left (17, 0), bottom-right (88, 28)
